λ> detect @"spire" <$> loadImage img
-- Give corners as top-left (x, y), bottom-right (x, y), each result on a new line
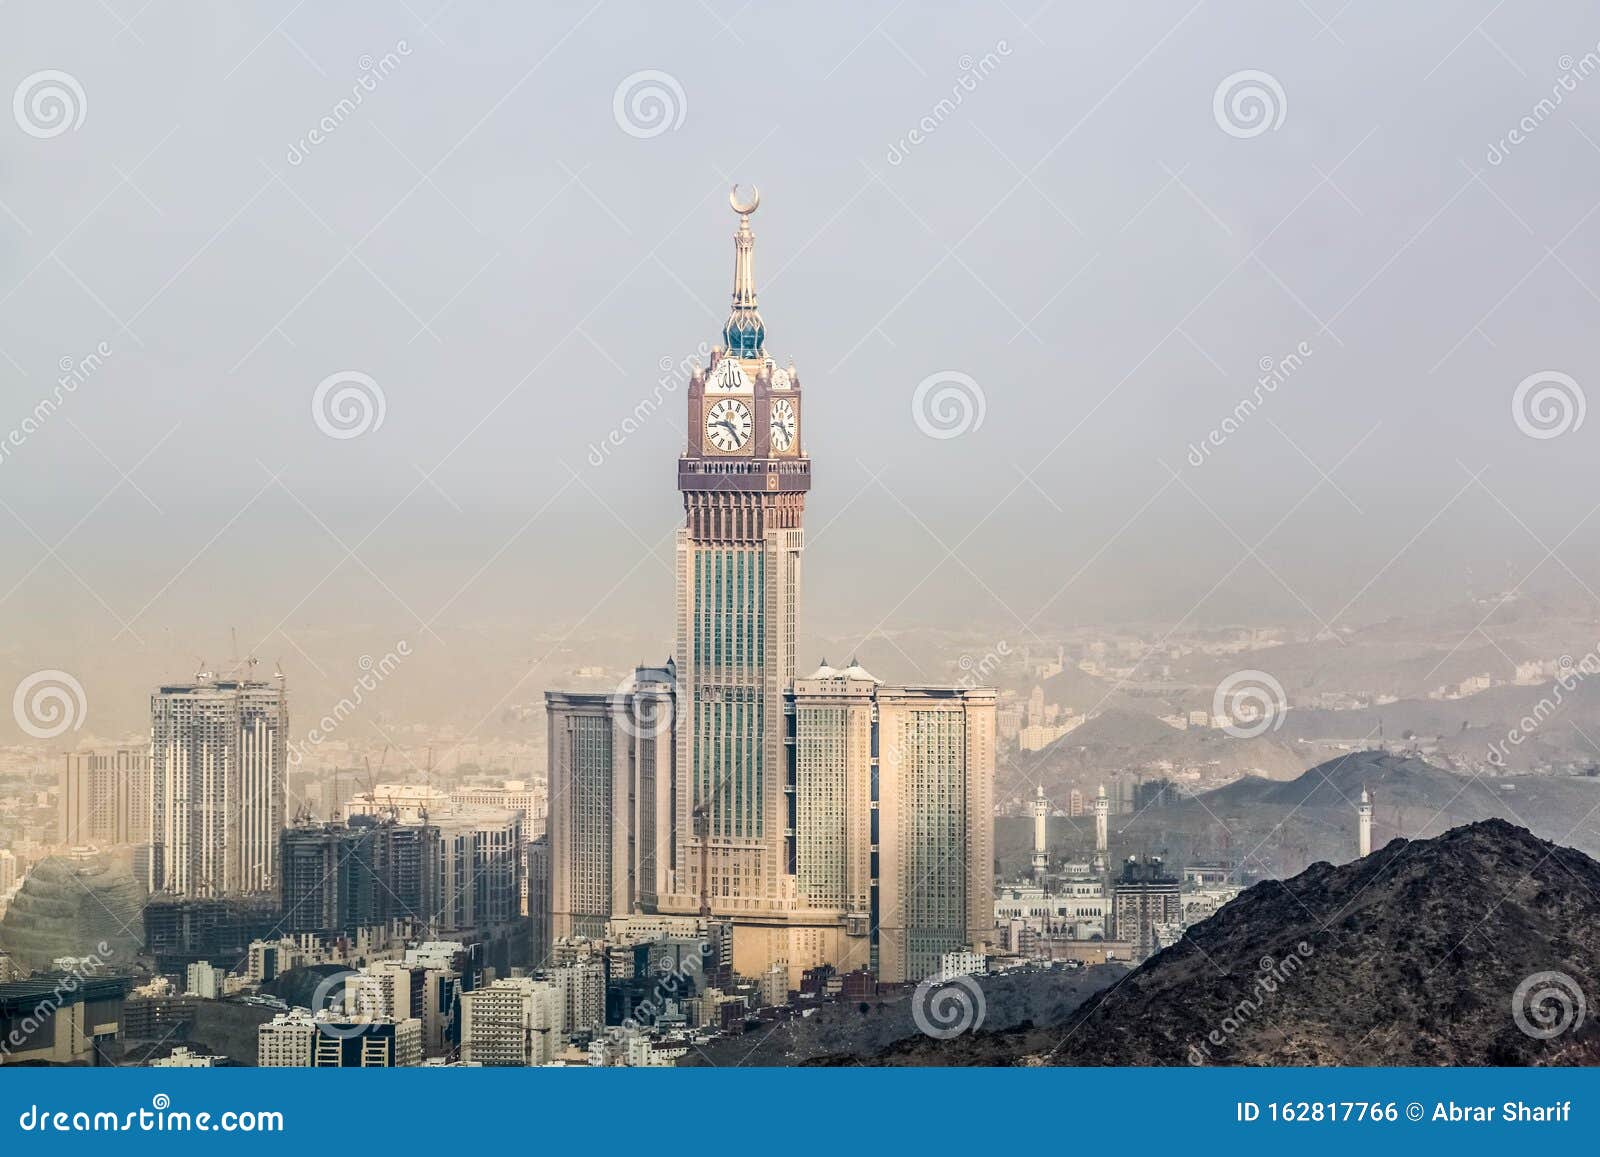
top-left (724, 184), bottom-right (765, 356)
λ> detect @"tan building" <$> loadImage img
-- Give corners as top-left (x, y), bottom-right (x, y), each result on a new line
top-left (875, 685), bottom-right (996, 983)
top-left (60, 749), bottom-right (150, 847)
top-left (460, 976), bottom-right (563, 1066)
top-left (545, 663), bottom-right (675, 941)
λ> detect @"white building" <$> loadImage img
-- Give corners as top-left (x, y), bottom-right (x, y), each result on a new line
top-left (938, 949), bottom-right (987, 981)
top-left (185, 961), bottom-right (224, 999)
top-left (258, 1011), bottom-right (317, 1067)
top-left (460, 977), bottom-right (563, 1066)
top-left (152, 1046), bottom-right (221, 1068)
top-left (149, 674), bottom-right (287, 897)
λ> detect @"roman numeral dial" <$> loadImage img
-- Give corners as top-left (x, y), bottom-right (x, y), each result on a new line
top-left (769, 396), bottom-right (796, 453)
top-left (705, 397), bottom-right (753, 452)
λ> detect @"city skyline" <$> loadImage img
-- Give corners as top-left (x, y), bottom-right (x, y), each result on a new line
top-left (2, 2), bottom-right (1598, 1082)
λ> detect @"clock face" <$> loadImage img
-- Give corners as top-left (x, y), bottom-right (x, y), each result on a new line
top-left (709, 359), bottom-right (748, 392)
top-left (705, 397), bottom-right (753, 452)
top-left (769, 397), bottom-right (796, 453)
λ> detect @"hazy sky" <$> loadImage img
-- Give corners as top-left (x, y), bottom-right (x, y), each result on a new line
top-left (5, 2), bottom-right (1600, 737)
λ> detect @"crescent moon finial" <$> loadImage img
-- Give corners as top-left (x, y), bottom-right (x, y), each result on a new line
top-left (730, 183), bottom-right (760, 216)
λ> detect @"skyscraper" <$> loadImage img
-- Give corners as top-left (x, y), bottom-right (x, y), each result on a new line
top-left (667, 187), bottom-right (809, 940)
top-left (875, 685), bottom-right (996, 983)
top-left (545, 663), bottom-right (675, 941)
top-left (546, 190), bottom-right (997, 987)
top-left (149, 673), bottom-right (287, 897)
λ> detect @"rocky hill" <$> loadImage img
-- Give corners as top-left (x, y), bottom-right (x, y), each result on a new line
top-left (846, 819), bottom-right (1600, 1066)
top-left (682, 964), bottom-right (1124, 1066)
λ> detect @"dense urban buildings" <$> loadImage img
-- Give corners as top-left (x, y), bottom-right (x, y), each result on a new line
top-left (148, 671), bottom-right (288, 898)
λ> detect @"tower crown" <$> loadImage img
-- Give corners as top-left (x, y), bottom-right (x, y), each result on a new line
top-left (723, 185), bottom-right (764, 356)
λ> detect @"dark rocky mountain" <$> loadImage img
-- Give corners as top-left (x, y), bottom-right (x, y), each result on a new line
top-left (843, 819), bottom-right (1600, 1066)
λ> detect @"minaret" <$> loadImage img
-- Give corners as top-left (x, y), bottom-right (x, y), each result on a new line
top-left (1031, 785), bottom-right (1049, 878)
top-left (1358, 786), bottom-right (1373, 858)
top-left (1092, 783), bottom-right (1109, 873)
top-left (670, 185), bottom-right (810, 935)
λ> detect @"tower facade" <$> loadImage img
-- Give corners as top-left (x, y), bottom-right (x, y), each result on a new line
top-left (1358, 786), bottom-right (1373, 858)
top-left (667, 188), bottom-right (809, 933)
top-left (149, 674), bottom-right (286, 897)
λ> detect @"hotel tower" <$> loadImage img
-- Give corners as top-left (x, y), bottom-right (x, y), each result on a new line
top-left (548, 190), bottom-right (994, 985)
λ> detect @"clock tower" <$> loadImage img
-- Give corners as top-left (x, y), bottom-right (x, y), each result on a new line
top-left (670, 186), bottom-right (809, 937)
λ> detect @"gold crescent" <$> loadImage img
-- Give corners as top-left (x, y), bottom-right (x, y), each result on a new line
top-left (729, 183), bottom-right (760, 216)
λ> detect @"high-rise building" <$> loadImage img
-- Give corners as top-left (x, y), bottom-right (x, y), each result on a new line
top-left (666, 189), bottom-right (809, 939)
top-left (544, 192), bottom-right (997, 988)
top-left (60, 749), bottom-right (150, 847)
top-left (278, 818), bottom-right (433, 937)
top-left (545, 663), bottom-right (675, 941)
top-left (433, 809), bottom-right (523, 934)
top-left (875, 685), bottom-right (996, 984)
top-left (527, 834), bottom-right (550, 965)
top-left (149, 674), bottom-right (287, 897)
